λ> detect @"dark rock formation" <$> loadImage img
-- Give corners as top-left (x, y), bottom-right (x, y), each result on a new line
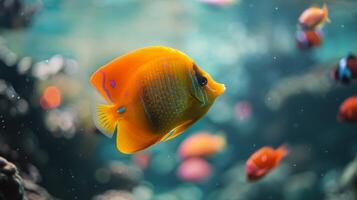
top-left (0, 0), bottom-right (39, 29)
top-left (0, 156), bottom-right (25, 200)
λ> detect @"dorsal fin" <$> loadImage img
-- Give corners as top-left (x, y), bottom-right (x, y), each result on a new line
top-left (90, 46), bottom-right (191, 104)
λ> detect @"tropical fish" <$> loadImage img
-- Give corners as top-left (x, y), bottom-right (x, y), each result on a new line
top-left (177, 157), bottom-right (212, 182)
top-left (332, 54), bottom-right (357, 85)
top-left (246, 145), bottom-right (288, 181)
top-left (90, 46), bottom-right (225, 154)
top-left (178, 132), bottom-right (226, 159)
top-left (298, 3), bottom-right (330, 31)
top-left (296, 30), bottom-right (322, 49)
top-left (338, 96), bottom-right (357, 122)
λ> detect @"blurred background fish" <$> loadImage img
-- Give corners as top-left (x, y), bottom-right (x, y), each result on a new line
top-left (245, 145), bottom-right (288, 181)
top-left (178, 132), bottom-right (226, 159)
top-left (337, 96), bottom-right (357, 122)
top-left (331, 54), bottom-right (357, 84)
top-left (298, 3), bottom-right (330, 31)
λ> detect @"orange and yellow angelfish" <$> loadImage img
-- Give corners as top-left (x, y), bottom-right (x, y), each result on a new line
top-left (90, 46), bottom-right (225, 154)
top-left (298, 3), bottom-right (330, 31)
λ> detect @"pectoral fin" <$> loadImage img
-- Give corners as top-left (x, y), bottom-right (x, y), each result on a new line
top-left (94, 104), bottom-right (118, 138)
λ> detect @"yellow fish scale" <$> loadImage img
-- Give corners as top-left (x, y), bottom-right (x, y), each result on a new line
top-left (138, 59), bottom-right (190, 133)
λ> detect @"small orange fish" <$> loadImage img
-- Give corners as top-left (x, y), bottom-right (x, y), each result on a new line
top-left (338, 96), bottom-right (357, 122)
top-left (90, 46), bottom-right (225, 154)
top-left (245, 145), bottom-right (288, 181)
top-left (178, 132), bottom-right (226, 159)
top-left (298, 3), bottom-right (330, 31)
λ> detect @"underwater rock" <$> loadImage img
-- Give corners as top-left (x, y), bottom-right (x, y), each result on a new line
top-left (0, 0), bottom-right (40, 29)
top-left (0, 156), bottom-right (58, 200)
top-left (23, 178), bottom-right (58, 200)
top-left (0, 156), bottom-right (25, 200)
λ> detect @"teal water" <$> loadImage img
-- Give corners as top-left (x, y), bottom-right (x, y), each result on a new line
top-left (1, 0), bottom-right (357, 199)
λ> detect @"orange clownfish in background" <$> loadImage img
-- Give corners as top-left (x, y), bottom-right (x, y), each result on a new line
top-left (298, 3), bottom-right (330, 31)
top-left (90, 46), bottom-right (225, 154)
top-left (245, 145), bottom-right (288, 181)
top-left (338, 96), bottom-right (357, 122)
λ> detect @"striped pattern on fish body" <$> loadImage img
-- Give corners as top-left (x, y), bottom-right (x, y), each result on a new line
top-left (136, 58), bottom-right (194, 134)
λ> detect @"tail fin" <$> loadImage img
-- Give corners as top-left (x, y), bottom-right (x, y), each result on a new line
top-left (94, 104), bottom-right (118, 138)
top-left (274, 144), bottom-right (289, 165)
top-left (323, 3), bottom-right (331, 23)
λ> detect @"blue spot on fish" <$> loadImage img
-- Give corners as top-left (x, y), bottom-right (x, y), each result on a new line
top-left (110, 80), bottom-right (116, 88)
top-left (117, 106), bottom-right (126, 114)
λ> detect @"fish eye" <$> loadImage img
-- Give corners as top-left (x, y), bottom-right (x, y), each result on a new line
top-left (193, 64), bottom-right (208, 87)
top-left (198, 76), bottom-right (208, 87)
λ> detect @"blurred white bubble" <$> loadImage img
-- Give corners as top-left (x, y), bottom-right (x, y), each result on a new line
top-left (32, 62), bottom-right (50, 80)
top-left (48, 55), bottom-right (64, 74)
top-left (44, 108), bottom-right (79, 138)
top-left (132, 185), bottom-right (153, 200)
top-left (16, 99), bottom-right (29, 114)
top-left (4, 52), bottom-right (17, 66)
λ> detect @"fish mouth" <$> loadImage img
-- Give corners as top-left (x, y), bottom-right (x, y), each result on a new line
top-left (206, 82), bottom-right (225, 96)
top-left (214, 83), bottom-right (226, 96)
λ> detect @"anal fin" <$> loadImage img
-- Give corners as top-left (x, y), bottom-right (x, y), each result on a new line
top-left (116, 120), bottom-right (163, 154)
